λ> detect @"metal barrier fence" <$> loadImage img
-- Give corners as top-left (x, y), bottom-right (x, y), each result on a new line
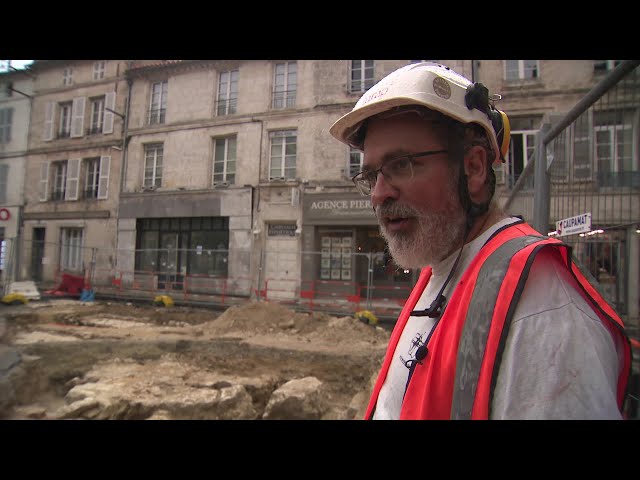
top-left (504, 60), bottom-right (640, 332)
top-left (256, 249), bottom-right (413, 319)
top-left (5, 237), bottom-right (414, 321)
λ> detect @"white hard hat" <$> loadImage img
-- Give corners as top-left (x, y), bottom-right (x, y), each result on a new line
top-left (329, 62), bottom-right (510, 164)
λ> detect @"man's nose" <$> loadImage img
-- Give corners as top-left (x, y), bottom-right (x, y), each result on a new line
top-left (371, 172), bottom-right (398, 208)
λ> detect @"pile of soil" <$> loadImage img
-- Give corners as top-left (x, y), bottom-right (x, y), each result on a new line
top-left (206, 301), bottom-right (390, 349)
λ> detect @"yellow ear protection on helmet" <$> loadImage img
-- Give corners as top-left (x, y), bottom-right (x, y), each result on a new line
top-left (464, 83), bottom-right (510, 162)
top-left (494, 109), bottom-right (510, 162)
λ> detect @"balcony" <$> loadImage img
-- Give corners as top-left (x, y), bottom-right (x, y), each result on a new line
top-left (51, 190), bottom-right (65, 201)
top-left (272, 91), bottom-right (296, 109)
top-left (147, 108), bottom-right (166, 125)
top-left (216, 99), bottom-right (237, 116)
top-left (597, 171), bottom-right (640, 189)
top-left (86, 126), bottom-right (103, 136)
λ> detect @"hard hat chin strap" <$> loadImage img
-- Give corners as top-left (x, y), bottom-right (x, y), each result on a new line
top-left (459, 173), bottom-right (490, 231)
top-left (448, 123), bottom-right (492, 231)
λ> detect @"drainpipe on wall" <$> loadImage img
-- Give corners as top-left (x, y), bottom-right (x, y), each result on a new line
top-left (119, 75), bottom-right (133, 194)
top-left (250, 117), bottom-right (264, 300)
top-left (15, 72), bottom-right (35, 285)
top-left (114, 65), bottom-right (133, 264)
top-left (250, 117), bottom-right (264, 230)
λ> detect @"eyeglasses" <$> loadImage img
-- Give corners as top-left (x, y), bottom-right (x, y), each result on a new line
top-left (351, 150), bottom-right (448, 196)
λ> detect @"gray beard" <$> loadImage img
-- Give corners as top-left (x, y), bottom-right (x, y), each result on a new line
top-left (377, 199), bottom-right (466, 269)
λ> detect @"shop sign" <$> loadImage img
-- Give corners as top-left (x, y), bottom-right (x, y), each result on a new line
top-left (555, 212), bottom-right (591, 237)
top-left (268, 223), bottom-right (297, 237)
top-left (303, 193), bottom-right (376, 223)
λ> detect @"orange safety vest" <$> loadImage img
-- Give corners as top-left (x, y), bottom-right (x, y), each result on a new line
top-left (365, 220), bottom-right (632, 420)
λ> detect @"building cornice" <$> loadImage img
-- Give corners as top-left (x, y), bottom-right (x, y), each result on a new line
top-left (125, 60), bottom-right (218, 78)
top-left (26, 140), bottom-right (122, 156)
top-left (23, 210), bottom-right (111, 220)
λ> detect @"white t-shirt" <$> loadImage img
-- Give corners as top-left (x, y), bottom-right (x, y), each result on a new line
top-left (373, 217), bottom-right (624, 420)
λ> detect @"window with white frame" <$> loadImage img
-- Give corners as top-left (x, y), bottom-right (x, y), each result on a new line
top-left (217, 70), bottom-right (238, 115)
top-left (44, 93), bottom-right (113, 141)
top-left (148, 81), bottom-right (167, 124)
top-left (212, 136), bottom-right (236, 185)
top-left (0, 164), bottom-right (8, 203)
top-left (59, 227), bottom-right (83, 272)
top-left (63, 67), bottom-right (73, 86)
top-left (594, 110), bottom-right (634, 188)
top-left (505, 60), bottom-right (539, 81)
top-left (349, 148), bottom-right (363, 178)
top-left (0, 108), bottom-right (12, 143)
top-left (52, 161), bottom-right (68, 201)
top-left (350, 60), bottom-right (375, 94)
top-left (506, 130), bottom-right (537, 188)
top-left (272, 62), bottom-right (296, 109)
top-left (93, 61), bottom-right (106, 80)
top-left (40, 156), bottom-right (108, 202)
top-left (144, 143), bottom-right (163, 187)
top-left (569, 112), bottom-right (592, 182)
top-left (85, 157), bottom-right (101, 198)
top-left (89, 96), bottom-right (105, 134)
top-left (58, 102), bottom-right (72, 138)
top-left (269, 130), bottom-right (296, 180)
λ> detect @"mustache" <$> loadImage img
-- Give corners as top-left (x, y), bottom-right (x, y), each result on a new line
top-left (375, 201), bottom-right (421, 220)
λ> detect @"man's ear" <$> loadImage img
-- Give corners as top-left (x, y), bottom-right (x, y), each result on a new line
top-left (463, 145), bottom-right (489, 202)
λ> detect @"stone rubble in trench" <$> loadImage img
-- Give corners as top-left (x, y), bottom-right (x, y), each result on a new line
top-left (0, 299), bottom-right (390, 420)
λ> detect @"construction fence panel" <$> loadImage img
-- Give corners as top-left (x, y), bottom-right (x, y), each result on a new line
top-left (505, 61), bottom-right (640, 332)
top-left (97, 247), bottom-right (254, 307)
top-left (9, 234), bottom-right (415, 321)
top-left (260, 249), bottom-right (413, 320)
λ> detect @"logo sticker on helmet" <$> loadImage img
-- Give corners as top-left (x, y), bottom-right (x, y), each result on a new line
top-left (433, 77), bottom-right (451, 99)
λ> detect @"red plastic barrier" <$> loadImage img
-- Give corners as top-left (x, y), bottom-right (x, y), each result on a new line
top-left (45, 273), bottom-right (85, 297)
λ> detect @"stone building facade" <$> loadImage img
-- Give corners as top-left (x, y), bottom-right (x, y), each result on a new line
top-left (6, 59), bottom-right (638, 322)
top-left (0, 67), bottom-right (33, 284)
top-left (18, 60), bottom-right (128, 284)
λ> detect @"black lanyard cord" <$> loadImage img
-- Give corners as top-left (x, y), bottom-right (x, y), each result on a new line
top-left (403, 220), bottom-right (474, 398)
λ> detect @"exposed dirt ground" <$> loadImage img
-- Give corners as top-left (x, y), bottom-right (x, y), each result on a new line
top-left (0, 298), bottom-right (391, 420)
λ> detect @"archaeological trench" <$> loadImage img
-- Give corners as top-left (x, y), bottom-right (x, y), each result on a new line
top-left (0, 298), bottom-right (391, 420)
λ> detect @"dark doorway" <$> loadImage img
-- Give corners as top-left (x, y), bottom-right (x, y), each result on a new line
top-left (31, 227), bottom-right (46, 282)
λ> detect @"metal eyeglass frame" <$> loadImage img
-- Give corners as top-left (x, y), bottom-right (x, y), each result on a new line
top-left (351, 149), bottom-right (448, 196)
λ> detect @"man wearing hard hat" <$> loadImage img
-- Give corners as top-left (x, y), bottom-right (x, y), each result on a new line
top-left (330, 62), bottom-right (632, 419)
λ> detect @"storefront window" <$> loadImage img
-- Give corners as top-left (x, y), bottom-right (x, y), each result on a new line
top-left (135, 217), bottom-right (229, 276)
top-left (319, 232), bottom-right (353, 281)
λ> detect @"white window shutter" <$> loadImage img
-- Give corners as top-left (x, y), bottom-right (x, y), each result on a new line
top-left (65, 158), bottom-right (81, 200)
top-left (103, 92), bottom-right (116, 134)
top-left (0, 164), bottom-right (8, 203)
top-left (43, 102), bottom-right (55, 141)
top-left (39, 162), bottom-right (49, 201)
top-left (70, 97), bottom-right (86, 138)
top-left (97, 155), bottom-right (111, 199)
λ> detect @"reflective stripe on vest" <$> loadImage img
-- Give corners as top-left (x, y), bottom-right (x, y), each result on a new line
top-left (451, 234), bottom-right (547, 419)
